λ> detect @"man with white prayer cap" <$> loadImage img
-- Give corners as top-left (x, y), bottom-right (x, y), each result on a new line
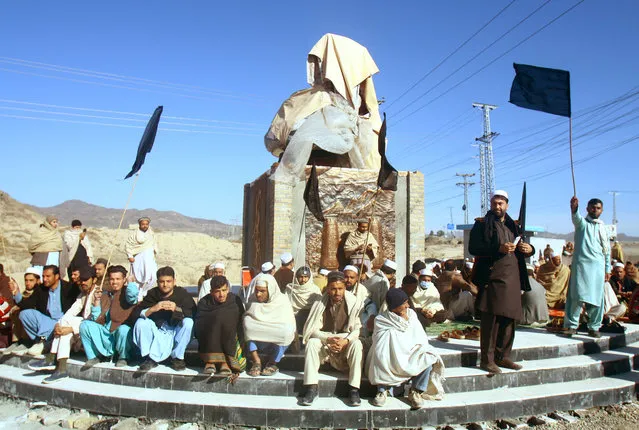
top-left (274, 252), bottom-right (295, 292)
top-left (315, 268), bottom-right (330, 292)
top-left (198, 262), bottom-right (227, 300)
top-left (343, 265), bottom-right (369, 304)
top-left (125, 217), bottom-right (158, 301)
top-left (300, 271), bottom-right (364, 407)
top-left (239, 262), bottom-right (276, 306)
top-left (362, 259), bottom-right (397, 335)
top-left (261, 262), bottom-right (275, 274)
top-left (368, 288), bottom-right (445, 409)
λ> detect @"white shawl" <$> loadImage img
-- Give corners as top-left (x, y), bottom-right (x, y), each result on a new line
top-left (286, 274), bottom-right (322, 313)
top-left (367, 309), bottom-right (445, 396)
top-left (586, 215), bottom-right (610, 254)
top-left (302, 289), bottom-right (363, 344)
top-left (243, 273), bottom-right (296, 346)
top-left (124, 227), bottom-right (157, 258)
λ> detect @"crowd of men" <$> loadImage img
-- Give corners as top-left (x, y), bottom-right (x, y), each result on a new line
top-left (0, 190), bottom-right (633, 406)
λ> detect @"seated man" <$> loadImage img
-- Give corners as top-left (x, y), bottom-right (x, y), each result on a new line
top-left (343, 220), bottom-right (379, 266)
top-left (80, 265), bottom-right (139, 368)
top-left (274, 252), bottom-right (295, 292)
top-left (410, 260), bottom-right (426, 280)
top-left (132, 266), bottom-right (196, 371)
top-left (610, 262), bottom-right (637, 303)
top-left (197, 262), bottom-right (226, 301)
top-left (93, 258), bottom-right (108, 290)
top-left (401, 269), bottom-right (447, 327)
top-left (4, 268), bottom-right (40, 355)
top-left (368, 289), bottom-right (445, 409)
top-left (300, 271), bottom-right (364, 407)
top-left (244, 274), bottom-right (296, 377)
top-left (315, 268), bottom-right (330, 292)
top-left (343, 265), bottom-right (370, 304)
top-left (432, 262), bottom-right (475, 321)
top-left (29, 266), bottom-right (99, 383)
top-left (362, 259), bottom-right (397, 336)
top-left (286, 266), bottom-right (322, 334)
top-left (519, 264), bottom-right (549, 326)
top-left (602, 281), bottom-right (627, 329)
top-left (10, 265), bottom-right (80, 356)
top-left (536, 253), bottom-right (570, 309)
top-left (195, 275), bottom-right (246, 376)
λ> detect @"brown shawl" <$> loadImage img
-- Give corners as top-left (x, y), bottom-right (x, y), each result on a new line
top-left (97, 289), bottom-right (137, 333)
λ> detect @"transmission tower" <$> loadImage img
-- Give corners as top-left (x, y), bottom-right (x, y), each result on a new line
top-left (456, 173), bottom-right (476, 224)
top-left (609, 191), bottom-right (619, 228)
top-left (473, 103), bottom-right (499, 214)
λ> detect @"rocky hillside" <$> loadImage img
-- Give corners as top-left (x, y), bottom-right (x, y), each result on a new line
top-left (0, 192), bottom-right (242, 286)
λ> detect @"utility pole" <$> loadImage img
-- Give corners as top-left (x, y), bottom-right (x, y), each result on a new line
top-left (473, 103), bottom-right (499, 214)
top-left (456, 172), bottom-right (476, 224)
top-left (609, 191), bottom-right (619, 228)
top-left (447, 206), bottom-right (454, 238)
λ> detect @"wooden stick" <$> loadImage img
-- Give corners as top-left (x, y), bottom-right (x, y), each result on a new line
top-left (99, 173), bottom-right (141, 290)
top-left (357, 187), bottom-right (381, 284)
top-left (292, 205), bottom-right (307, 287)
top-left (569, 116), bottom-right (576, 196)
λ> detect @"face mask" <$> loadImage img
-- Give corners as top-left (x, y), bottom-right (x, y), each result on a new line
top-left (419, 281), bottom-right (431, 289)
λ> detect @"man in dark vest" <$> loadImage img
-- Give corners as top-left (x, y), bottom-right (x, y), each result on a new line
top-left (469, 190), bottom-right (535, 374)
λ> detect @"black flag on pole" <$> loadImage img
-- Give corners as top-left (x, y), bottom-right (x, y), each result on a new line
top-left (376, 113), bottom-right (398, 191)
top-left (124, 106), bottom-right (163, 179)
top-left (509, 63), bottom-right (571, 117)
top-left (304, 164), bottom-right (325, 222)
top-left (518, 182), bottom-right (527, 237)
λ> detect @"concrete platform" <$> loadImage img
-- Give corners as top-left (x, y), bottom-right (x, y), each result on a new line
top-left (0, 325), bottom-right (637, 428)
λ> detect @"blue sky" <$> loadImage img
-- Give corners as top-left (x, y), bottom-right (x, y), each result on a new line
top-left (1, 1), bottom-right (638, 235)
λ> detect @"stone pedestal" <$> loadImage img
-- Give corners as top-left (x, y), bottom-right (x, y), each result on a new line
top-left (242, 166), bottom-right (424, 279)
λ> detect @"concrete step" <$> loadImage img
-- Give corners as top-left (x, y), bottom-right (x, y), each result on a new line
top-left (0, 363), bottom-right (637, 428)
top-left (4, 340), bottom-right (639, 398)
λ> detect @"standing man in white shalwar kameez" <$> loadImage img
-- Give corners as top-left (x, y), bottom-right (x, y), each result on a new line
top-left (367, 288), bottom-right (444, 409)
top-left (125, 217), bottom-right (158, 301)
top-left (563, 197), bottom-right (611, 338)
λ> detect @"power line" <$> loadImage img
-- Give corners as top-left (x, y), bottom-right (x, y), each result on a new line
top-left (385, 0), bottom-right (517, 110)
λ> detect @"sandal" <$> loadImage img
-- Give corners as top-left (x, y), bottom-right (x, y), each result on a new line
top-left (437, 331), bottom-right (450, 342)
top-left (466, 328), bottom-right (480, 340)
top-left (247, 362), bottom-right (261, 377)
top-left (203, 362), bottom-right (216, 375)
top-left (450, 329), bottom-right (466, 340)
top-left (261, 363), bottom-right (279, 376)
top-left (217, 363), bottom-right (232, 376)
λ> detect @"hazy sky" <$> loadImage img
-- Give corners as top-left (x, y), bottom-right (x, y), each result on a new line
top-left (1, 1), bottom-right (638, 234)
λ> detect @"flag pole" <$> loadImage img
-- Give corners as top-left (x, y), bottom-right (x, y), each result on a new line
top-left (358, 187), bottom-right (381, 284)
top-left (292, 205), bottom-right (307, 287)
top-left (569, 116), bottom-right (576, 196)
top-left (99, 173), bottom-right (141, 290)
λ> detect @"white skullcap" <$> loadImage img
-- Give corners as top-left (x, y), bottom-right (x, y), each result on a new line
top-left (280, 252), bottom-right (293, 265)
top-left (209, 262), bottom-right (225, 270)
top-left (491, 190), bottom-right (509, 201)
top-left (343, 265), bottom-right (359, 274)
top-left (419, 268), bottom-right (436, 277)
top-left (261, 262), bottom-right (275, 272)
top-left (25, 266), bottom-right (42, 278)
top-left (526, 264), bottom-right (535, 272)
top-left (382, 259), bottom-right (397, 270)
top-left (612, 259), bottom-right (618, 264)
top-left (614, 262), bottom-right (625, 269)
top-left (255, 279), bottom-right (267, 287)
top-left (465, 262), bottom-right (474, 269)
top-left (319, 268), bottom-right (330, 276)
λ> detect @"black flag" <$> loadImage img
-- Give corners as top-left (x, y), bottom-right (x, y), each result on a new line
top-left (304, 164), bottom-right (325, 222)
top-left (125, 106), bottom-right (163, 179)
top-left (518, 182), bottom-right (527, 237)
top-left (509, 63), bottom-right (571, 117)
top-left (376, 113), bottom-right (398, 191)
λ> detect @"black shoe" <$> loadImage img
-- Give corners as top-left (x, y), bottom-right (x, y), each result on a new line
top-left (139, 357), bottom-right (158, 371)
top-left (560, 328), bottom-right (577, 337)
top-left (300, 385), bottom-right (318, 406)
top-left (42, 371), bottom-right (69, 384)
top-left (348, 388), bottom-right (361, 407)
top-left (170, 358), bottom-right (186, 371)
top-left (588, 329), bottom-right (602, 338)
top-left (81, 358), bottom-right (100, 371)
top-left (28, 358), bottom-right (56, 372)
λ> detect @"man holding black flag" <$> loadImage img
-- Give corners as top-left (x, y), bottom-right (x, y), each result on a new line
top-left (469, 190), bottom-right (535, 374)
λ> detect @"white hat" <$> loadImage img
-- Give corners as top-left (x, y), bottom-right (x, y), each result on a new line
top-left (343, 265), bottom-right (359, 274)
top-left (25, 266), bottom-right (42, 278)
top-left (419, 267), bottom-right (436, 278)
top-left (209, 262), bottom-right (225, 270)
top-left (491, 190), bottom-right (509, 201)
top-left (526, 264), bottom-right (535, 272)
top-left (280, 252), bottom-right (293, 265)
top-left (465, 262), bottom-right (474, 269)
top-left (382, 259), bottom-right (397, 271)
top-left (319, 268), bottom-right (330, 276)
top-left (255, 279), bottom-right (268, 287)
top-left (261, 262), bottom-right (275, 272)
top-left (614, 262), bottom-right (625, 269)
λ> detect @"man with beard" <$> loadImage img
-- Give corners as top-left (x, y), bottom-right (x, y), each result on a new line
top-left (536, 253), bottom-right (571, 309)
top-left (4, 268), bottom-right (40, 355)
top-left (60, 220), bottom-right (94, 281)
top-left (125, 217), bottom-right (158, 300)
top-left (274, 252), bottom-right (295, 292)
top-left (344, 220), bottom-right (379, 266)
top-left (563, 197), bottom-right (611, 338)
top-left (198, 262), bottom-right (227, 300)
top-left (300, 271), bottom-right (364, 407)
top-left (93, 258), bottom-right (108, 289)
top-left (469, 190), bottom-right (535, 374)
top-left (610, 262), bottom-right (637, 301)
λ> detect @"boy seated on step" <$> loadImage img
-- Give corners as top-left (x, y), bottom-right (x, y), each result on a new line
top-left (243, 274), bottom-right (296, 377)
top-left (132, 266), bottom-right (196, 372)
top-left (3, 268), bottom-right (41, 355)
top-left (79, 265), bottom-right (139, 368)
top-left (28, 265), bottom-right (99, 383)
top-left (300, 271), bottom-right (364, 407)
top-left (195, 275), bottom-right (246, 376)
